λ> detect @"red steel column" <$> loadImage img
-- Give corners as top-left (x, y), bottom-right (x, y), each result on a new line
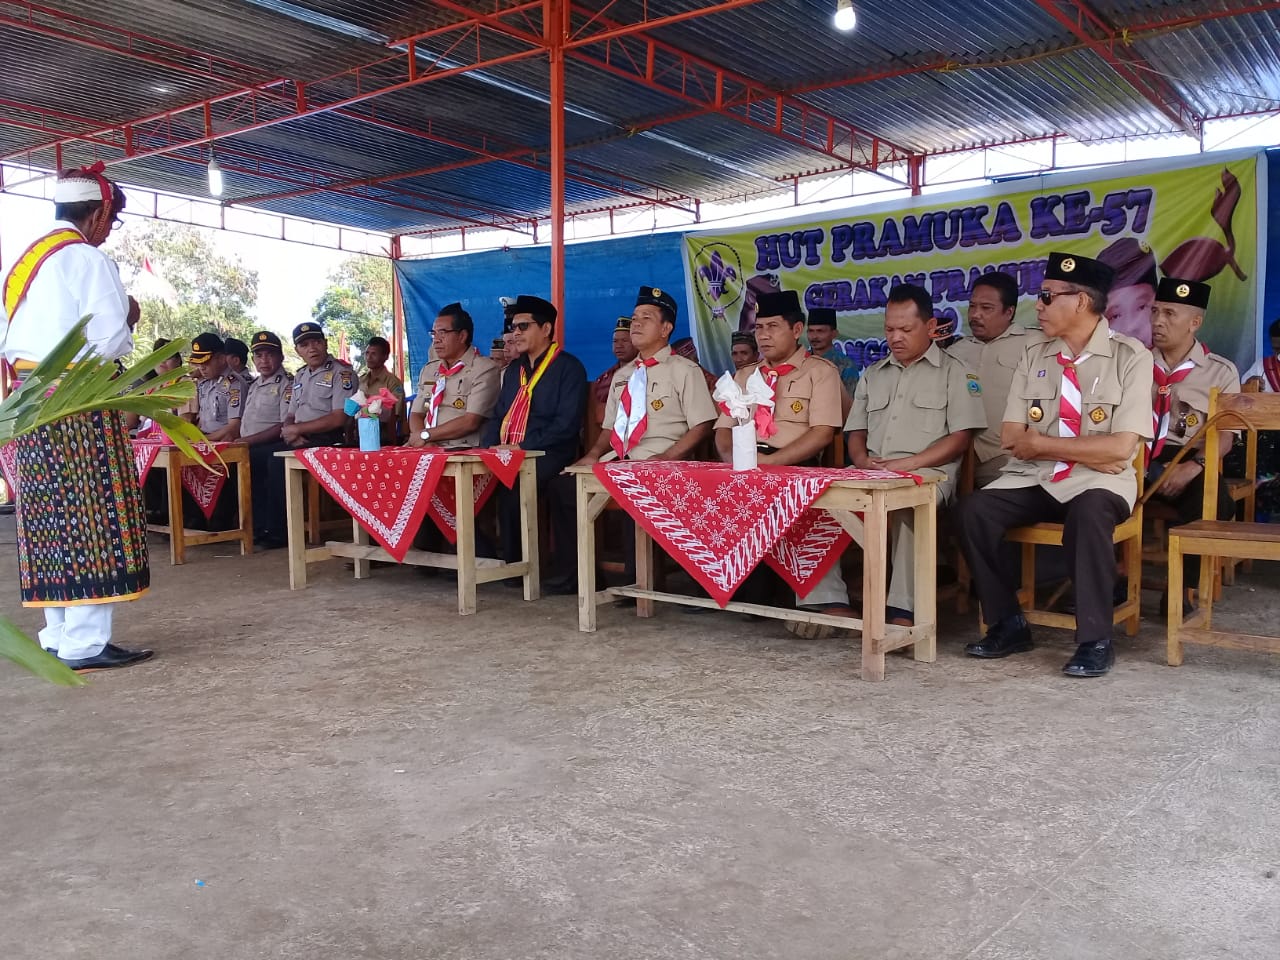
top-left (390, 235), bottom-right (406, 382)
top-left (546, 0), bottom-right (568, 343)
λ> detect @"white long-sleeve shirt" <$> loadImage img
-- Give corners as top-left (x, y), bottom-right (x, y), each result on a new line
top-left (1, 220), bottom-right (133, 364)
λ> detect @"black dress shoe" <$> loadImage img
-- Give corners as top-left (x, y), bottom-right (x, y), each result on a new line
top-left (1062, 640), bottom-right (1114, 677)
top-left (59, 644), bottom-right (155, 672)
top-left (541, 579), bottom-right (577, 596)
top-left (1158, 590), bottom-right (1197, 618)
top-left (964, 614), bottom-right (1033, 658)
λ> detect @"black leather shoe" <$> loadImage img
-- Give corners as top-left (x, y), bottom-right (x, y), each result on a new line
top-left (1062, 640), bottom-right (1114, 677)
top-left (59, 644), bottom-right (154, 672)
top-left (541, 578), bottom-right (577, 596)
top-left (964, 615), bottom-right (1033, 658)
top-left (1158, 590), bottom-right (1197, 619)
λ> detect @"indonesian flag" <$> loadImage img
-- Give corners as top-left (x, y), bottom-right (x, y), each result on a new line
top-left (135, 256), bottom-right (179, 307)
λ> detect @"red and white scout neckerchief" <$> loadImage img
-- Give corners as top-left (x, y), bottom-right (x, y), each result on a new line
top-left (1150, 343), bottom-right (1208, 461)
top-left (425, 359), bottom-right (466, 428)
top-left (754, 362), bottom-right (796, 440)
top-left (1051, 351), bottom-right (1091, 482)
top-left (610, 356), bottom-right (659, 458)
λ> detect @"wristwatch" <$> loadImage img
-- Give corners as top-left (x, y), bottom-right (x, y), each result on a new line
top-left (419, 430), bottom-right (431, 441)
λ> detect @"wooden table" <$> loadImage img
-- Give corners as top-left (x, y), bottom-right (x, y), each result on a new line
top-left (279, 450), bottom-right (542, 615)
top-left (145, 443), bottom-right (253, 565)
top-left (569, 465), bottom-right (939, 681)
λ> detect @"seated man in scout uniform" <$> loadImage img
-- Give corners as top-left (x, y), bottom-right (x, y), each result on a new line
top-left (713, 289), bottom-right (851, 628)
top-left (847, 283), bottom-right (986, 627)
top-left (1148, 277), bottom-right (1240, 609)
top-left (568, 285), bottom-right (719, 585)
top-left (407, 302), bottom-right (501, 448)
top-left (250, 322), bottom-right (359, 549)
top-left (188, 332), bottom-right (251, 443)
top-left (482, 295), bottom-right (588, 586)
top-left (946, 271), bottom-right (1043, 486)
top-left (959, 252), bottom-right (1153, 678)
top-left (730, 331), bottom-right (759, 370)
top-left (591, 316), bottom-right (639, 408)
top-left (360, 335), bottom-right (407, 445)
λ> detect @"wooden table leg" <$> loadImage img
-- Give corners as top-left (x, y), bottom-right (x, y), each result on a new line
top-left (635, 524), bottom-right (654, 619)
top-left (165, 456), bottom-right (185, 566)
top-left (455, 463), bottom-right (478, 616)
top-left (236, 457), bottom-right (254, 556)
top-left (352, 517), bottom-right (371, 580)
top-left (519, 460), bottom-right (540, 602)
top-left (912, 491), bottom-right (937, 664)
top-left (285, 461), bottom-right (308, 590)
top-left (577, 474), bottom-right (597, 632)
top-left (861, 489), bottom-right (889, 681)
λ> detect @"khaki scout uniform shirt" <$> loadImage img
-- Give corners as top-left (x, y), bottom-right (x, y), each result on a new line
top-left (1152, 340), bottom-right (1240, 451)
top-left (289, 357), bottom-right (358, 423)
top-left (714, 347), bottom-right (844, 448)
top-left (196, 368), bottom-right (251, 434)
top-left (409, 347), bottom-right (501, 447)
top-left (847, 342), bottom-right (986, 500)
top-left (987, 319), bottom-right (1153, 509)
top-left (599, 346), bottom-right (718, 461)
top-left (947, 325), bottom-right (1044, 484)
top-left (237, 369), bottom-right (293, 439)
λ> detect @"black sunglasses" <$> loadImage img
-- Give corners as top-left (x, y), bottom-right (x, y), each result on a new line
top-left (510, 320), bottom-right (538, 332)
top-left (1037, 289), bottom-right (1078, 305)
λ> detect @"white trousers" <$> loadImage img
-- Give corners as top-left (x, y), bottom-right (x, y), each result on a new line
top-left (799, 564), bottom-right (849, 608)
top-left (38, 605), bottom-right (113, 660)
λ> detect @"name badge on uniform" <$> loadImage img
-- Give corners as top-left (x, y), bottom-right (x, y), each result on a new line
top-left (1029, 401), bottom-right (1044, 422)
top-left (452, 398), bottom-right (466, 409)
top-left (1089, 407), bottom-right (1107, 424)
top-left (319, 372), bottom-right (334, 386)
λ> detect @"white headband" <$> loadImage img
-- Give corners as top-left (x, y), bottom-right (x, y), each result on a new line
top-left (53, 177), bottom-right (108, 204)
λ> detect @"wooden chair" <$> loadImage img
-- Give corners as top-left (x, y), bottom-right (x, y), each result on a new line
top-left (999, 446), bottom-right (1146, 636)
top-left (1167, 388), bottom-right (1280, 666)
top-left (1222, 378), bottom-right (1261, 583)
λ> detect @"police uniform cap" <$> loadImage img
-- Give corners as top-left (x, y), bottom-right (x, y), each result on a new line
top-left (1044, 251), bottom-right (1115, 293)
top-left (250, 330), bottom-right (283, 352)
top-left (635, 285), bottom-right (678, 318)
top-left (755, 289), bottom-right (803, 320)
top-left (292, 321), bottom-right (326, 345)
top-left (510, 295), bottom-right (557, 324)
top-left (807, 307), bottom-right (838, 327)
top-left (188, 331), bottom-right (224, 364)
top-left (1156, 276), bottom-right (1211, 310)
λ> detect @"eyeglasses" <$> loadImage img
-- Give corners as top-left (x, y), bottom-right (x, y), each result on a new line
top-left (1037, 289), bottom-right (1078, 305)
top-left (510, 321), bottom-right (538, 332)
top-left (430, 328), bottom-right (459, 338)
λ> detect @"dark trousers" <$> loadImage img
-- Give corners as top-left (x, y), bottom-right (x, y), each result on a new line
top-left (250, 440), bottom-right (292, 542)
top-left (959, 486), bottom-right (1129, 642)
top-left (1147, 453), bottom-right (1235, 586)
top-left (502, 457), bottom-right (574, 582)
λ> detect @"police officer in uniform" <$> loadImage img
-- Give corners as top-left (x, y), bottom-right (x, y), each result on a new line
top-left (713, 289), bottom-right (849, 631)
top-left (407, 302), bottom-right (501, 448)
top-left (235, 331), bottom-right (293, 446)
top-left (946, 271), bottom-right (1044, 486)
top-left (188, 332), bottom-right (251, 442)
top-left (1148, 277), bottom-right (1241, 607)
top-left (568, 286), bottom-right (718, 585)
top-left (960, 252), bottom-right (1154, 677)
top-left (848, 283), bottom-right (986, 626)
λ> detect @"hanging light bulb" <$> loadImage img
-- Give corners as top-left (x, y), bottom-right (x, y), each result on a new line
top-left (833, 0), bottom-right (857, 31)
top-left (207, 156), bottom-right (224, 198)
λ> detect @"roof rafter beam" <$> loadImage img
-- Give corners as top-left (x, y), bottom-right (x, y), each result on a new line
top-left (1029, 0), bottom-right (1202, 137)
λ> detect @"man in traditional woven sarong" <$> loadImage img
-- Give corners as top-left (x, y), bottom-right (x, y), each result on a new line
top-left (0, 163), bottom-right (154, 671)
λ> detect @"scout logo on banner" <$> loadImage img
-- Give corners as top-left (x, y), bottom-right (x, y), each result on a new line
top-left (684, 150), bottom-right (1263, 377)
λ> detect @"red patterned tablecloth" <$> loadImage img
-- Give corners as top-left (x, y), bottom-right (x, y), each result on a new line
top-left (295, 447), bottom-right (525, 559)
top-left (133, 437), bottom-right (230, 521)
top-left (592, 461), bottom-right (920, 607)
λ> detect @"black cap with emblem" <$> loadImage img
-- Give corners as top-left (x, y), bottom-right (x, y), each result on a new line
top-left (635, 286), bottom-right (678, 317)
top-left (292, 321), bottom-right (326, 345)
top-left (188, 332), bottom-right (224, 364)
top-left (1156, 276), bottom-right (1211, 310)
top-left (614, 316), bottom-right (632, 332)
top-left (1044, 252), bottom-right (1115, 293)
top-left (250, 330), bottom-right (283, 352)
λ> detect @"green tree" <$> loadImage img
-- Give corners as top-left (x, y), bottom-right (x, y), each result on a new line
top-left (311, 255), bottom-right (393, 358)
top-left (107, 222), bottom-right (260, 363)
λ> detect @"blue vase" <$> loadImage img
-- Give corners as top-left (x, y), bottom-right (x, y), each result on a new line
top-left (357, 417), bottom-right (381, 452)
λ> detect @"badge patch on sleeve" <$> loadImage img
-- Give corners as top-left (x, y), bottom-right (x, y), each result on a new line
top-left (339, 371), bottom-right (354, 390)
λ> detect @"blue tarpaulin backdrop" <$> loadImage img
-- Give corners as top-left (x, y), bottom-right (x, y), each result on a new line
top-left (394, 233), bottom-right (688, 389)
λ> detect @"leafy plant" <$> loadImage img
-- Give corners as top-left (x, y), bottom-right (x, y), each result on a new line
top-left (1, 319), bottom-right (207, 685)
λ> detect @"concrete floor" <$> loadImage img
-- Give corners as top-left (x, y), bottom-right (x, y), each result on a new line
top-left (3, 516), bottom-right (1280, 960)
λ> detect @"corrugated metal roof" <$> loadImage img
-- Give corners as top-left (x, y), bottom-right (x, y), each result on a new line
top-left (2, 0), bottom-right (1277, 235)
